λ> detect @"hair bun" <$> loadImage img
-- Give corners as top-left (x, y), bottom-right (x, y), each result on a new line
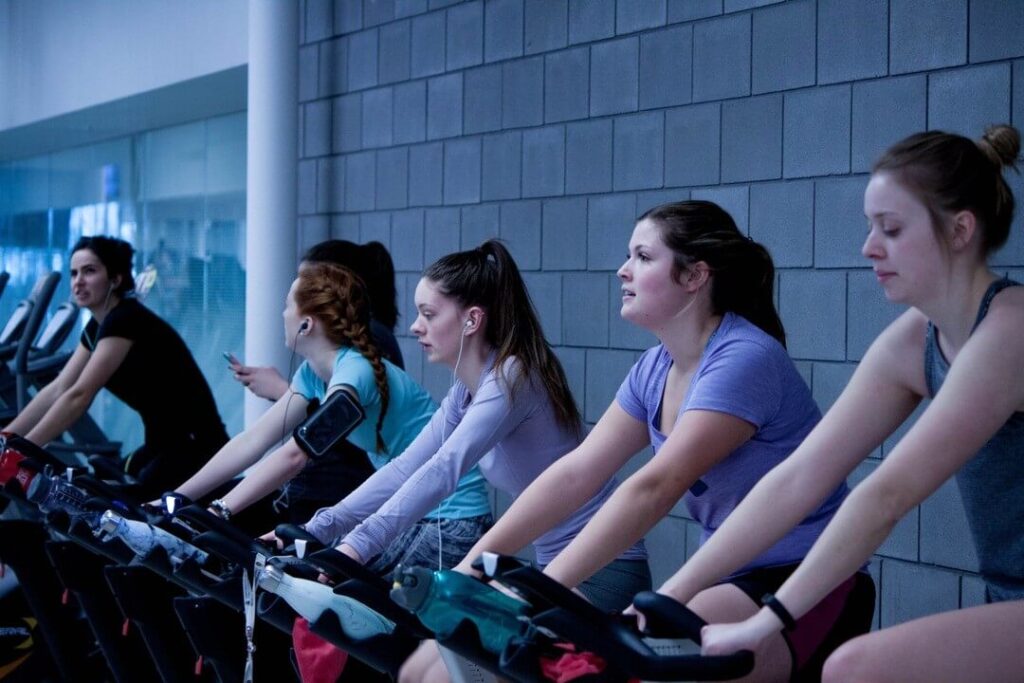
top-left (978, 124), bottom-right (1021, 169)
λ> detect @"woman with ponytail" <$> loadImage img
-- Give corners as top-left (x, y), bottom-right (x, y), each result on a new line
top-left (172, 263), bottom-right (489, 541)
top-left (296, 240), bottom-right (649, 595)
top-left (680, 127), bottom-right (1024, 682)
top-left (432, 201), bottom-right (872, 683)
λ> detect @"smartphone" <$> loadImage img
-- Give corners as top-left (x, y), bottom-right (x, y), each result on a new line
top-left (293, 390), bottom-right (365, 459)
top-left (223, 351), bottom-right (241, 365)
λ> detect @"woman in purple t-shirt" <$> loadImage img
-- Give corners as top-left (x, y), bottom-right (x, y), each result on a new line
top-left (458, 200), bottom-right (873, 682)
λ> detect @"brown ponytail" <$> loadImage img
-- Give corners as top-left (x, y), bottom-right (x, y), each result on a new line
top-left (294, 263), bottom-right (391, 453)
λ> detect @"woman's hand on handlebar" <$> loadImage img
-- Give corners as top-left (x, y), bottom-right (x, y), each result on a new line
top-left (700, 609), bottom-right (780, 657)
top-left (259, 530), bottom-right (284, 550)
top-left (335, 543), bottom-right (363, 563)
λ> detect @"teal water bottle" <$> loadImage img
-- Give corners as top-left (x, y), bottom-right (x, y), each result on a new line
top-left (391, 567), bottom-right (528, 654)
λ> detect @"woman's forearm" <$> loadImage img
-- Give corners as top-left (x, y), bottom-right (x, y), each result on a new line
top-left (5, 380), bottom-right (60, 435)
top-left (24, 387), bottom-right (93, 446)
top-left (175, 432), bottom-right (267, 501)
top-left (219, 441), bottom-right (308, 514)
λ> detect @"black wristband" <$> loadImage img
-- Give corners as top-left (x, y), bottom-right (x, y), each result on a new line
top-left (761, 593), bottom-right (797, 631)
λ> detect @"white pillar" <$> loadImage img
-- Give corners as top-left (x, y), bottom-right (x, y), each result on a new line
top-left (244, 0), bottom-right (298, 427)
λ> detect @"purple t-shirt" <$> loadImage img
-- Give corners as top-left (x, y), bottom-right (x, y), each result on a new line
top-left (616, 312), bottom-right (846, 573)
top-left (308, 357), bottom-right (647, 565)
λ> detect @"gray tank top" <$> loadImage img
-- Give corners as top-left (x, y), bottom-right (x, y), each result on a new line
top-left (924, 278), bottom-right (1024, 602)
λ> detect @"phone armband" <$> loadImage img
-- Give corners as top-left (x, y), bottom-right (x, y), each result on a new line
top-left (293, 389), bottom-right (366, 459)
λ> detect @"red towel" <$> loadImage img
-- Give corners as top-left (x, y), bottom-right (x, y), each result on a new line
top-left (539, 642), bottom-right (641, 682)
top-left (292, 617), bottom-right (348, 683)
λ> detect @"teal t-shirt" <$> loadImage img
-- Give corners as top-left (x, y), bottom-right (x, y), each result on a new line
top-left (291, 347), bottom-right (489, 519)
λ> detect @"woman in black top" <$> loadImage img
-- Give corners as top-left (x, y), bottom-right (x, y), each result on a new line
top-left (5, 236), bottom-right (227, 498)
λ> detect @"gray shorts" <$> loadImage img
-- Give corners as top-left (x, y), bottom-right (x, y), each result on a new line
top-left (575, 558), bottom-right (653, 613)
top-left (365, 514), bottom-right (493, 581)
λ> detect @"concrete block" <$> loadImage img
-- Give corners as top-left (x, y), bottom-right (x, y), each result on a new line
top-left (664, 103), bottom-right (720, 188)
top-left (693, 13), bottom-right (750, 102)
top-left (317, 156), bottom-right (344, 213)
top-left (751, 0), bottom-right (814, 95)
top-left (555, 346), bottom-right (586, 410)
top-left (852, 75), bottom-right (926, 172)
top-left (364, 0), bottom-right (396, 26)
top-left (333, 94), bottom-right (362, 153)
top-left (500, 200), bottom-right (542, 270)
top-left (1016, 59), bottom-right (1024, 130)
top-left (464, 64), bottom-right (503, 134)
top-left (482, 131), bottom-right (522, 201)
top-left (298, 158), bottom-right (317, 215)
top-left (848, 460), bottom-right (919, 560)
top-left (320, 37), bottom-right (347, 97)
top-left (362, 87), bottom-right (394, 148)
top-left (817, 0), bottom-right (887, 84)
top-left (379, 19), bottom-right (411, 84)
top-left (920, 477), bottom-right (980, 572)
top-left (566, 119), bottom-right (613, 195)
top-left (525, 0), bottom-right (568, 54)
top-left (397, 0), bottom-right (428, 18)
top-left (300, 45), bottom-right (319, 102)
top-left (393, 81), bottom-right (427, 145)
top-left (345, 151), bottom-right (377, 211)
top-left (460, 204), bottom-right (500, 248)
top-left (793, 360), bottom-right (812, 390)
top-left (390, 208), bottom-right (425, 271)
top-left (725, 0), bottom-right (783, 9)
top-left (691, 185), bottom-right (748, 233)
top-left (335, 0), bottom-right (362, 33)
top-left (564, 273), bottom-right (611, 348)
top-left (422, 356), bottom-right (453, 401)
top-left (583, 348), bottom-right (635, 423)
top-left (503, 57), bottom-right (545, 129)
top-left (411, 11), bottom-right (446, 78)
top-left (430, 0), bottom-right (464, 8)
top-left (810, 361), bottom-right (853, 413)
top-left (814, 176), bottom-right (870, 267)
top-left (306, 0), bottom-right (334, 42)
top-left (485, 0), bottom-right (523, 62)
top-left (613, 111), bottom-right (665, 191)
top-left (722, 94), bottom-right (782, 182)
top-left (332, 213), bottom-right (361, 242)
top-left (784, 86), bottom-right (851, 179)
top-left (749, 180), bottom-right (813, 268)
top-left (617, 0), bottom-right (666, 34)
top-left (667, 0), bottom-right (721, 23)
top-left (545, 46), bottom-right (590, 123)
top-left (993, 170), bottom-right (1024, 267)
top-left (424, 207), bottom-right (462, 264)
top-left (542, 197), bottom-right (588, 270)
top-left (847, 270), bottom-right (904, 361)
top-left (446, 1), bottom-right (483, 70)
top-left (588, 194), bottom-right (637, 270)
top-left (591, 37), bottom-right (640, 116)
top-left (973, 0), bottom-right (1024, 62)
top-left (637, 189), bottom-right (688, 212)
top-left (639, 25), bottom-right (693, 110)
top-left (568, 0), bottom-right (615, 44)
top-left (443, 138), bottom-right (482, 205)
top-left (299, 215), bottom-right (331, 256)
top-left (348, 29), bottom-right (379, 91)
top-left (929, 64), bottom-right (1011, 137)
top-left (376, 147), bottom-right (408, 209)
top-left (961, 575), bottom-right (987, 608)
top-left (304, 100), bottom-right (332, 157)
top-left (408, 142), bottom-right (444, 206)
top-left (608, 277), bottom-right (658, 350)
top-left (646, 515), bottom-right (689, 588)
top-left (523, 272), bottom-right (562, 343)
top-left (359, 213), bottom-right (391, 250)
top-left (891, 0), bottom-right (967, 74)
top-left (398, 335), bottom-right (423, 379)
top-left (778, 270), bottom-right (846, 361)
top-left (522, 126), bottom-right (566, 198)
top-left (427, 73), bottom-right (463, 140)
top-left (879, 560), bottom-right (959, 628)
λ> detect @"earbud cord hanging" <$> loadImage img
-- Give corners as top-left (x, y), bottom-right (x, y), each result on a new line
top-left (273, 325), bottom-right (304, 513)
top-left (437, 324), bottom-right (469, 570)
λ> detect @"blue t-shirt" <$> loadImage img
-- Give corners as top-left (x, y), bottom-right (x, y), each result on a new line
top-left (616, 312), bottom-right (847, 573)
top-left (292, 347), bottom-right (489, 523)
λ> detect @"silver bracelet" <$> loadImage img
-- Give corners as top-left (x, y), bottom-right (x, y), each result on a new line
top-left (209, 498), bottom-right (232, 520)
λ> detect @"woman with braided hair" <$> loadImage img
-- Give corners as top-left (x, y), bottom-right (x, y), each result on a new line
top-left (172, 263), bottom-right (490, 560)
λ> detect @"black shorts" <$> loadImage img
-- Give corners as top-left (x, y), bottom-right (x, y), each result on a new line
top-left (727, 564), bottom-right (875, 682)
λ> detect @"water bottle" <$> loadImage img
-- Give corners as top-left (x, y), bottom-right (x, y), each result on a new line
top-left (26, 474), bottom-right (92, 517)
top-left (258, 564), bottom-right (395, 639)
top-left (96, 510), bottom-right (210, 568)
top-left (390, 567), bottom-right (528, 654)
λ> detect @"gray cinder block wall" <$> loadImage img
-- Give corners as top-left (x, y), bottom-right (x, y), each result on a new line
top-left (297, 0), bottom-right (1024, 629)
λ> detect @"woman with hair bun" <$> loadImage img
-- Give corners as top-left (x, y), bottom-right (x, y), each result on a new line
top-left (439, 202), bottom-right (874, 683)
top-left (672, 127), bottom-right (1024, 682)
top-left (5, 235), bottom-right (228, 498)
top-left (173, 263), bottom-right (489, 561)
